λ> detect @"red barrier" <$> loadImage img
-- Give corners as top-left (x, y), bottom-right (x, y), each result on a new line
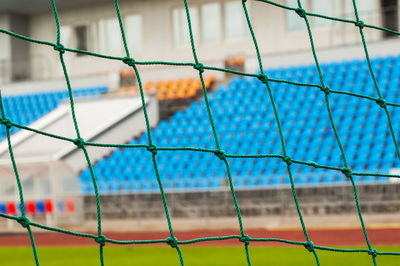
top-left (26, 200), bottom-right (36, 214)
top-left (2, 199), bottom-right (72, 215)
top-left (65, 198), bottom-right (75, 213)
top-left (44, 199), bottom-right (54, 214)
top-left (6, 201), bottom-right (16, 215)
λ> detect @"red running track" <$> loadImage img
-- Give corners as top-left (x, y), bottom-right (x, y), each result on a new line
top-left (0, 228), bottom-right (399, 247)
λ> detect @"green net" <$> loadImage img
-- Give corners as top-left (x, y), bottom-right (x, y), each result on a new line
top-left (0, 0), bottom-right (400, 265)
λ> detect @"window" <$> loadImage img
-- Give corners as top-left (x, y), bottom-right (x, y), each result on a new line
top-left (75, 25), bottom-right (89, 54)
top-left (311, 0), bottom-right (341, 27)
top-left (344, 0), bottom-right (374, 21)
top-left (173, 7), bottom-right (199, 47)
top-left (201, 3), bottom-right (221, 43)
top-left (172, 1), bottom-right (249, 46)
top-left (224, 1), bottom-right (248, 40)
top-left (286, 0), bottom-right (306, 31)
top-left (60, 24), bottom-right (94, 56)
top-left (381, 0), bottom-right (399, 37)
top-left (125, 15), bottom-right (142, 52)
top-left (99, 18), bottom-right (123, 55)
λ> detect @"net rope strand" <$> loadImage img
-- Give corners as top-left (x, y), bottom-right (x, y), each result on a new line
top-left (350, 0), bottom-right (400, 160)
top-left (242, 0), bottom-right (320, 263)
top-left (0, 0), bottom-right (399, 265)
top-left (50, 0), bottom-right (106, 265)
top-left (297, 0), bottom-right (391, 265)
top-left (114, 0), bottom-right (185, 264)
top-left (0, 91), bottom-right (40, 265)
top-left (182, 0), bottom-right (252, 264)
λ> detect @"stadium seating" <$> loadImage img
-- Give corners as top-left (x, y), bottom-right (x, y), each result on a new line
top-left (224, 56), bottom-right (245, 75)
top-left (118, 76), bottom-right (215, 100)
top-left (145, 76), bottom-right (215, 100)
top-left (80, 55), bottom-right (400, 194)
top-left (0, 87), bottom-right (106, 140)
top-left (118, 76), bottom-right (215, 102)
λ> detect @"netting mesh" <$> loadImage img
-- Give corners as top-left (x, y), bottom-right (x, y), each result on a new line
top-left (0, 0), bottom-right (400, 265)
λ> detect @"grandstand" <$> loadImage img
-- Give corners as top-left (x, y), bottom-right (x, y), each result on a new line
top-left (0, 87), bottom-right (105, 139)
top-left (80, 54), bottom-right (399, 195)
top-left (1, 0), bottom-right (400, 265)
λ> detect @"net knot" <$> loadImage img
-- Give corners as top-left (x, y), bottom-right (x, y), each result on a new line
top-left (341, 167), bottom-right (352, 178)
top-left (193, 63), bottom-right (204, 73)
top-left (375, 98), bottom-right (386, 108)
top-left (320, 86), bottom-right (330, 94)
top-left (17, 216), bottom-right (30, 228)
top-left (239, 235), bottom-right (250, 246)
top-left (147, 145), bottom-right (158, 155)
top-left (95, 235), bottom-right (106, 247)
top-left (53, 44), bottom-right (65, 54)
top-left (73, 138), bottom-right (85, 149)
top-left (309, 161), bottom-right (318, 168)
top-left (368, 249), bottom-right (377, 257)
top-left (295, 8), bottom-right (306, 18)
top-left (122, 57), bottom-right (135, 67)
top-left (304, 241), bottom-right (314, 252)
top-left (355, 20), bottom-right (365, 28)
top-left (257, 74), bottom-right (268, 84)
top-left (214, 149), bottom-right (226, 160)
top-left (282, 156), bottom-right (292, 165)
top-left (166, 237), bottom-right (178, 248)
top-left (0, 118), bottom-right (12, 129)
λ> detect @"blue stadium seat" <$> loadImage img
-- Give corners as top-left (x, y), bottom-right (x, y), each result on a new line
top-left (322, 175), bottom-right (335, 184)
top-left (79, 54), bottom-right (400, 194)
top-left (362, 176), bottom-right (376, 183)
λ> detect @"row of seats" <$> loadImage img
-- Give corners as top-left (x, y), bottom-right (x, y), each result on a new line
top-left (81, 172), bottom-right (389, 195)
top-left (118, 76), bottom-right (215, 100)
top-left (224, 56), bottom-right (245, 74)
top-left (0, 87), bottom-right (106, 140)
top-left (79, 54), bottom-right (400, 194)
top-left (145, 76), bottom-right (215, 100)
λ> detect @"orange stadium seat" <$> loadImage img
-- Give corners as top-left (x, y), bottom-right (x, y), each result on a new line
top-left (144, 76), bottom-right (215, 100)
top-left (226, 57), bottom-right (234, 66)
top-left (235, 56), bottom-right (245, 66)
top-left (155, 80), bottom-right (163, 88)
top-left (165, 79), bottom-right (173, 88)
top-left (144, 81), bottom-right (153, 91)
top-left (120, 69), bottom-right (129, 78)
top-left (176, 78), bottom-right (184, 86)
top-left (118, 86), bottom-right (127, 95)
top-left (157, 93), bottom-right (166, 101)
top-left (128, 69), bottom-right (135, 77)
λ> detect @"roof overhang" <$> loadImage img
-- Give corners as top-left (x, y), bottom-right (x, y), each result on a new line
top-left (0, 0), bottom-right (114, 15)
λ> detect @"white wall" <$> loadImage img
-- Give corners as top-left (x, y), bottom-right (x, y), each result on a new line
top-left (0, 14), bottom-right (10, 60)
top-left (24, 0), bottom-right (389, 82)
top-left (0, 13), bottom-right (11, 84)
top-left (0, 13), bottom-right (30, 84)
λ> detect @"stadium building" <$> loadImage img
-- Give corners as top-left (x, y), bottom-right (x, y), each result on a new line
top-left (0, 0), bottom-right (397, 84)
top-left (0, 0), bottom-right (400, 265)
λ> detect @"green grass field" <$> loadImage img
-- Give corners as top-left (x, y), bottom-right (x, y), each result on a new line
top-left (1, 246), bottom-right (399, 265)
